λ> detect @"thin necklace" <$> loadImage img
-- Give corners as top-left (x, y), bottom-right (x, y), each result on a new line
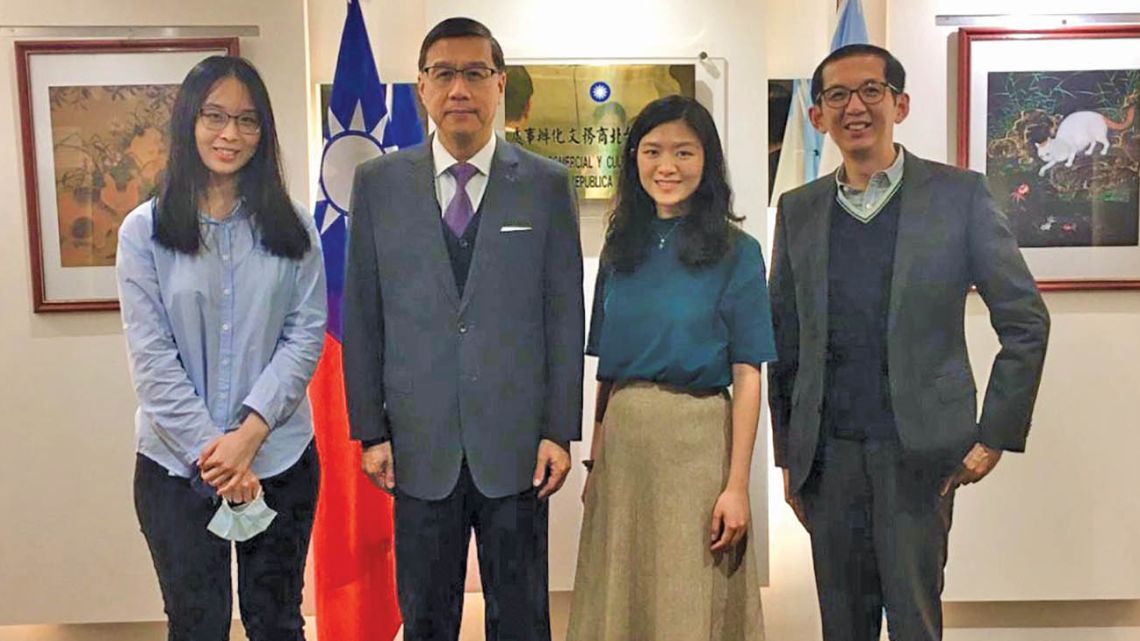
top-left (655, 219), bottom-right (683, 249)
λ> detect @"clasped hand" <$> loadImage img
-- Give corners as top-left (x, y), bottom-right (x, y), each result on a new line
top-left (199, 413), bottom-right (270, 503)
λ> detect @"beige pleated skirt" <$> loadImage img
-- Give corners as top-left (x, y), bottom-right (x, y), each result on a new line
top-left (567, 381), bottom-right (765, 641)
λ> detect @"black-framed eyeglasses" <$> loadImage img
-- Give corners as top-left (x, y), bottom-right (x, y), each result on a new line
top-left (816, 80), bottom-right (900, 109)
top-left (198, 108), bottom-right (261, 135)
top-left (421, 65), bottom-right (499, 87)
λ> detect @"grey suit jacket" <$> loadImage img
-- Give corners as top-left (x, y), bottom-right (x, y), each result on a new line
top-left (342, 137), bottom-right (585, 500)
top-left (768, 151), bottom-right (1050, 493)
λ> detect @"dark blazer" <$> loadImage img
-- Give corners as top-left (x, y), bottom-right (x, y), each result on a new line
top-left (342, 137), bottom-right (585, 500)
top-left (768, 150), bottom-right (1050, 493)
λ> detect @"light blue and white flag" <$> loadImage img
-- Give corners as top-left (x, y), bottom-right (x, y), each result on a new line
top-left (770, 79), bottom-right (823, 207)
top-left (819, 0), bottom-right (871, 176)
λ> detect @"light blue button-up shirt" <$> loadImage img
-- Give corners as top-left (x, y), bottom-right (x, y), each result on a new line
top-left (116, 198), bottom-right (327, 479)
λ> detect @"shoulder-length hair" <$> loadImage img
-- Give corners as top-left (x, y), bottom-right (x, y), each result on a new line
top-left (601, 94), bottom-right (741, 272)
top-left (154, 55), bottom-right (309, 259)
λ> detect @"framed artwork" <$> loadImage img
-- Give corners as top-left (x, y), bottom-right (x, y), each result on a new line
top-left (958, 26), bottom-right (1140, 290)
top-left (768, 79), bottom-right (793, 202)
top-left (16, 38), bottom-right (238, 312)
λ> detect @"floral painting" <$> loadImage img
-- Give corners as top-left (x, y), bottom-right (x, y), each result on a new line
top-left (48, 84), bottom-right (177, 267)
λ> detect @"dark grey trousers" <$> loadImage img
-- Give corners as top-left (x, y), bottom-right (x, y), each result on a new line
top-left (801, 437), bottom-right (957, 641)
top-left (394, 462), bottom-right (551, 641)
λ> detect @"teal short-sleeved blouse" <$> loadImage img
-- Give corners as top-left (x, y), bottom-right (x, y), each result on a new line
top-left (587, 222), bottom-right (778, 390)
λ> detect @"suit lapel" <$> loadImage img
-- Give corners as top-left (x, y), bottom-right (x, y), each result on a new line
top-left (796, 175), bottom-right (835, 342)
top-left (888, 151), bottom-right (934, 333)
top-left (407, 144), bottom-right (461, 309)
top-left (459, 137), bottom-right (519, 315)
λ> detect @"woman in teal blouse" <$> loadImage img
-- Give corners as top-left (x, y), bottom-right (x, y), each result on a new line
top-left (567, 95), bottom-right (776, 641)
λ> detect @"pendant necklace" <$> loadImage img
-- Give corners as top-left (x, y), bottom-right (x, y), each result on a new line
top-left (655, 220), bottom-right (683, 249)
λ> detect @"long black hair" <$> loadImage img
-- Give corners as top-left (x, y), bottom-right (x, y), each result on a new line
top-left (155, 55), bottom-right (310, 259)
top-left (601, 95), bottom-right (741, 273)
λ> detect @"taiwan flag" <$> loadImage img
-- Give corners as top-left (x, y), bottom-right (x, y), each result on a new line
top-left (308, 1), bottom-right (423, 640)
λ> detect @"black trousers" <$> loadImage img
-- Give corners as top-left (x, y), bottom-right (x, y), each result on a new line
top-left (394, 462), bottom-right (550, 641)
top-left (801, 437), bottom-right (956, 641)
top-left (134, 441), bottom-right (319, 641)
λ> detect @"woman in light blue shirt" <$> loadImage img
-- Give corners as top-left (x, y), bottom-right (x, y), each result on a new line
top-left (116, 56), bottom-right (325, 641)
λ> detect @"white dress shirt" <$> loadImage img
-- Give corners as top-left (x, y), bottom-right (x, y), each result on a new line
top-left (432, 133), bottom-right (496, 215)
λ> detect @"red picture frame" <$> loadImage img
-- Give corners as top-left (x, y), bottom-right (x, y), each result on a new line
top-left (957, 26), bottom-right (1140, 291)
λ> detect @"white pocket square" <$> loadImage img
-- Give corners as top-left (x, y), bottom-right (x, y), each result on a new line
top-left (500, 225), bottom-right (533, 232)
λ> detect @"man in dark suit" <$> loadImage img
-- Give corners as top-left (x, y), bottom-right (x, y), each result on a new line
top-left (768, 44), bottom-right (1049, 641)
top-left (342, 17), bottom-right (584, 641)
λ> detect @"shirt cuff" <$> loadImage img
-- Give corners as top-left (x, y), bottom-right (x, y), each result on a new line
top-left (360, 436), bottom-right (390, 448)
top-left (241, 388), bottom-right (280, 431)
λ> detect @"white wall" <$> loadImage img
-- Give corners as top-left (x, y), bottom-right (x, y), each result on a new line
top-left (311, 0), bottom-right (423, 84)
top-left (0, 0), bottom-right (311, 625)
top-left (767, 0), bottom-right (887, 80)
top-left (768, 0), bottom-right (831, 80)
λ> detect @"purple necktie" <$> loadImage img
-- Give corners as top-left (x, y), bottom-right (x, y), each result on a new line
top-left (444, 162), bottom-right (478, 237)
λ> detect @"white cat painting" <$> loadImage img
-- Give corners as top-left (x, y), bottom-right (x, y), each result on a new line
top-left (1035, 106), bottom-right (1135, 177)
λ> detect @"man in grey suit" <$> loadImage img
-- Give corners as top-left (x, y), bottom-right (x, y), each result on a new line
top-left (768, 44), bottom-right (1049, 641)
top-left (342, 17), bottom-right (584, 641)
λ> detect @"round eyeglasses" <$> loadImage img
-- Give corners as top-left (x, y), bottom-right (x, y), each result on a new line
top-left (198, 108), bottom-right (261, 135)
top-left (817, 81), bottom-right (900, 109)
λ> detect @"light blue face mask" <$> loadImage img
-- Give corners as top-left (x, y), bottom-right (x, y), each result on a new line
top-left (207, 493), bottom-right (277, 542)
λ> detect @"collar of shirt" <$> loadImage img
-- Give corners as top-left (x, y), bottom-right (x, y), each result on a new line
top-left (196, 198), bottom-right (249, 225)
top-left (432, 132), bottom-right (496, 177)
top-left (432, 134), bottom-right (496, 216)
top-left (835, 144), bottom-right (905, 223)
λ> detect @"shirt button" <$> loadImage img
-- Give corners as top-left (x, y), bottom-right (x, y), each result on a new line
top-left (222, 254), bottom-right (230, 261)
top-left (222, 323), bottom-right (230, 332)
top-left (458, 323), bottom-right (468, 334)
top-left (223, 288), bottom-right (232, 296)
